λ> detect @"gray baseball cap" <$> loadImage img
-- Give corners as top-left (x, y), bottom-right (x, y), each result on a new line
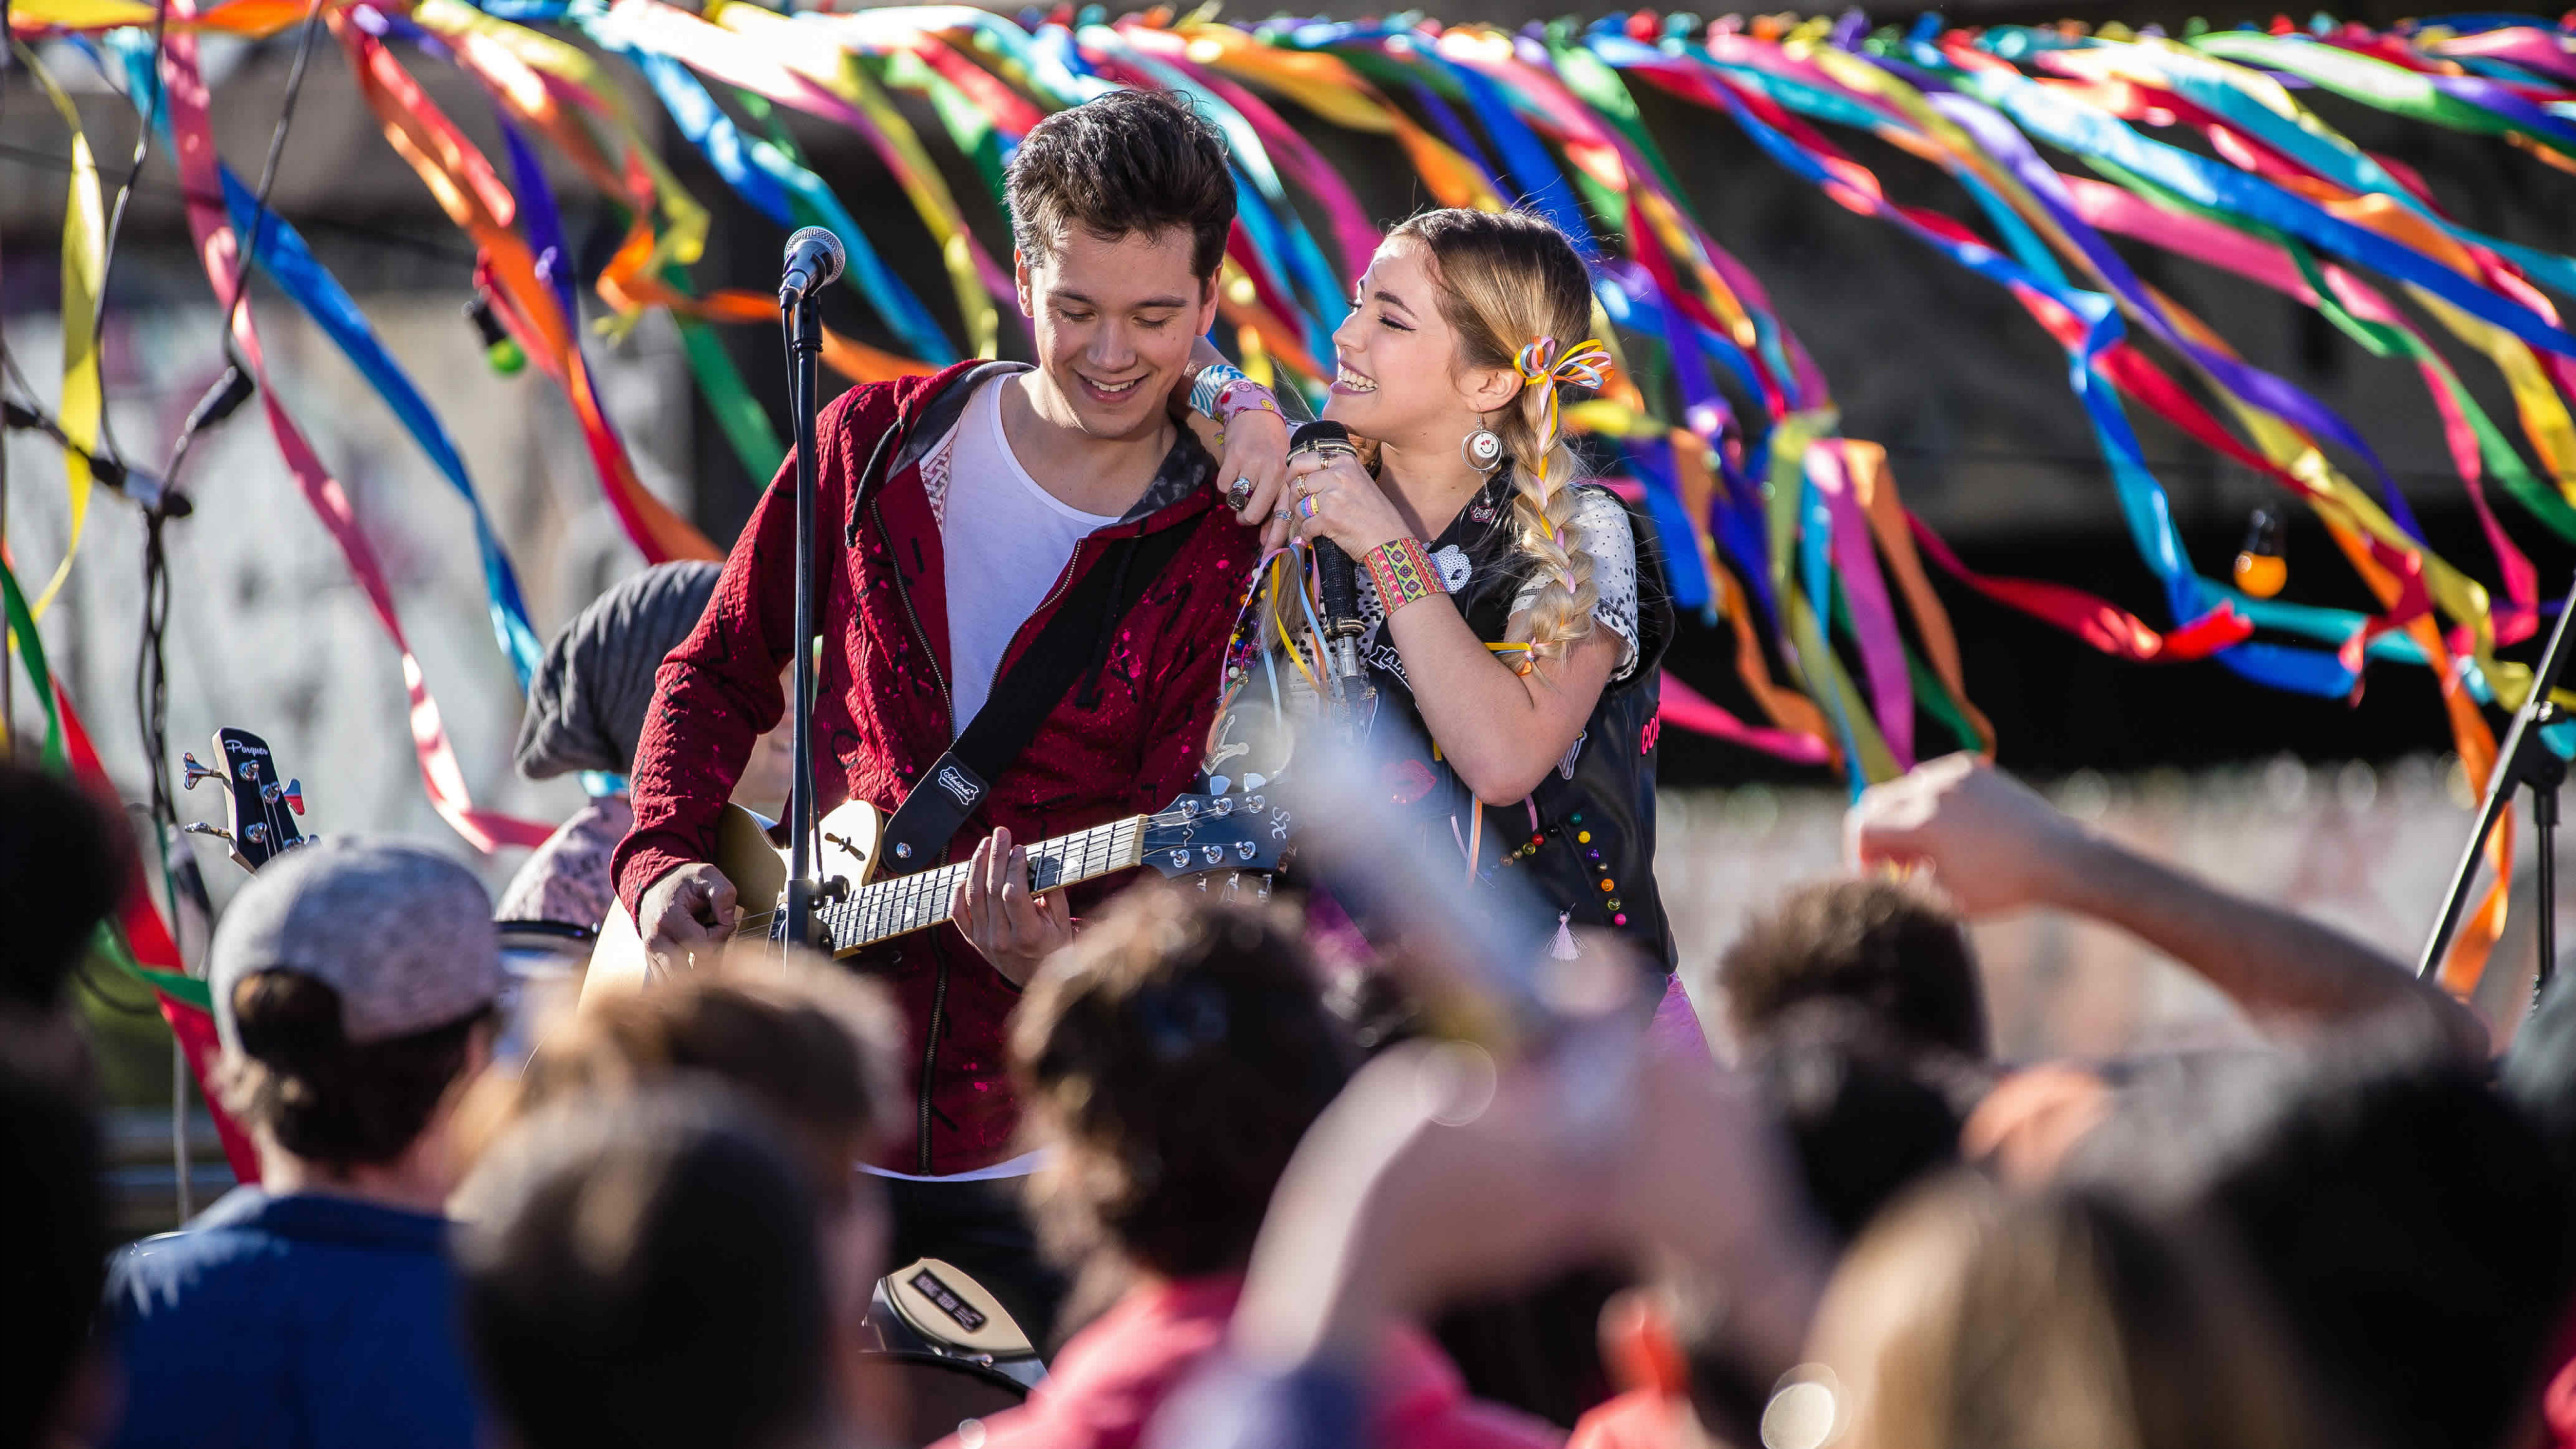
top-left (211, 838), bottom-right (504, 1056)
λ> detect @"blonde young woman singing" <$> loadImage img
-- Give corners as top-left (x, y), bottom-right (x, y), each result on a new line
top-left (1233, 207), bottom-right (1674, 971)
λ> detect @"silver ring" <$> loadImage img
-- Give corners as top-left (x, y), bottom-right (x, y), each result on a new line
top-left (1273, 508), bottom-right (1291, 523)
top-left (1226, 475), bottom-right (1253, 509)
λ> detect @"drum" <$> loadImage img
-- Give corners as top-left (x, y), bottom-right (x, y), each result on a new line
top-left (491, 920), bottom-right (594, 1068)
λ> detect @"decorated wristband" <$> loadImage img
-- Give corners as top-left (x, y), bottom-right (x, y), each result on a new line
top-left (1363, 537), bottom-right (1444, 615)
top-left (1188, 361), bottom-right (1283, 426)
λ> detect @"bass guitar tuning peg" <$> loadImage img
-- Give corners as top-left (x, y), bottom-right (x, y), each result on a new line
top-left (181, 753), bottom-right (226, 792)
top-left (181, 821), bottom-right (235, 845)
top-left (263, 778), bottom-right (305, 815)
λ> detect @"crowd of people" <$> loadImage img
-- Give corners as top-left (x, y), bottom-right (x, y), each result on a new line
top-left (9, 80), bottom-right (2576, 1449)
top-left (10, 734), bottom-right (2576, 1449)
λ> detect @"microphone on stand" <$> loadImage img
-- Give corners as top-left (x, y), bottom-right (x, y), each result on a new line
top-left (775, 226), bottom-right (845, 949)
top-left (1289, 420), bottom-right (1371, 708)
top-left (779, 227), bottom-right (847, 306)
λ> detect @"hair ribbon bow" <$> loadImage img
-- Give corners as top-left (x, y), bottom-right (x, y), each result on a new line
top-left (1513, 336), bottom-right (1613, 455)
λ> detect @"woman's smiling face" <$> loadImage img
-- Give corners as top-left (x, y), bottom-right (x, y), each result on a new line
top-left (1323, 238), bottom-right (1478, 448)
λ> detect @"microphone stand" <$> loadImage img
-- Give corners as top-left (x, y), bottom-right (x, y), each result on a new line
top-left (2421, 569), bottom-right (2576, 993)
top-left (780, 282), bottom-right (831, 951)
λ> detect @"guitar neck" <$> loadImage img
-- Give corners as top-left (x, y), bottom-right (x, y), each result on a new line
top-left (817, 814), bottom-right (1150, 954)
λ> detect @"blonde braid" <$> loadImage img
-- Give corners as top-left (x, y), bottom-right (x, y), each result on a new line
top-left (1501, 383), bottom-right (1599, 660)
top-left (1502, 335), bottom-right (1613, 659)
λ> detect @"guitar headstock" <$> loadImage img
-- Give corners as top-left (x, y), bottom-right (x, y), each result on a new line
top-left (182, 727), bottom-right (307, 875)
top-left (1140, 786), bottom-right (1293, 880)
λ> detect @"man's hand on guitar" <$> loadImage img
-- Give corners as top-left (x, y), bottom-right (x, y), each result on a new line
top-left (951, 828), bottom-right (1072, 988)
top-left (638, 862), bottom-right (741, 977)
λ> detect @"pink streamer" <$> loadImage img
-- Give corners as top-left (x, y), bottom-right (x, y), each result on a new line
top-left (1810, 441), bottom-right (1914, 768)
top-left (1658, 675), bottom-right (1836, 764)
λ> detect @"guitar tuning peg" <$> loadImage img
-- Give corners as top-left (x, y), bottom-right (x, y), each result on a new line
top-left (182, 753), bottom-right (225, 791)
top-left (263, 778), bottom-right (305, 815)
top-left (181, 821), bottom-right (235, 844)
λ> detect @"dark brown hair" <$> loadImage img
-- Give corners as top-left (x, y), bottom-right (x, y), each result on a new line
top-left (218, 972), bottom-right (490, 1168)
top-left (0, 764), bottom-right (131, 1012)
top-left (1719, 878), bottom-right (1989, 1059)
top-left (476, 951), bottom-right (901, 1209)
top-left (1005, 89), bottom-right (1236, 281)
top-left (1010, 886), bottom-right (1352, 1280)
top-left (457, 1090), bottom-right (830, 1449)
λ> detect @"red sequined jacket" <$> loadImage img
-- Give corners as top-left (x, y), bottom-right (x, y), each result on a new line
top-left (613, 361), bottom-right (1256, 1174)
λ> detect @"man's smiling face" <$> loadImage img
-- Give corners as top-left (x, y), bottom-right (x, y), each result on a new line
top-left (1017, 225), bottom-right (1218, 444)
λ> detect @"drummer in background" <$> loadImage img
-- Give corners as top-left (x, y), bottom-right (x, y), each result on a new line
top-left (497, 563), bottom-right (795, 929)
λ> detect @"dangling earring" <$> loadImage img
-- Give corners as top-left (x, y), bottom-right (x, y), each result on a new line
top-left (1462, 415), bottom-right (1504, 472)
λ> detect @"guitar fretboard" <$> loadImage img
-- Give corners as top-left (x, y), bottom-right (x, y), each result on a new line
top-left (813, 815), bottom-right (1148, 954)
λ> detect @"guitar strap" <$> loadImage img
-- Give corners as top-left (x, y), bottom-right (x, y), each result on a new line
top-left (876, 520), bottom-right (1195, 875)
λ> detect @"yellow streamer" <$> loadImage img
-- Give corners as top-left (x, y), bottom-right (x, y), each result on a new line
top-left (16, 44), bottom-right (105, 620)
top-left (714, 0), bottom-right (1000, 357)
top-left (2409, 288), bottom-right (2576, 507)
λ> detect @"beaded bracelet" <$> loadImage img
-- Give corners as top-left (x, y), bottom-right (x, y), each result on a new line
top-left (1363, 537), bottom-right (1444, 615)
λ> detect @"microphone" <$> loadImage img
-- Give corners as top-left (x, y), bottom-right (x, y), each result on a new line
top-left (1289, 420), bottom-right (1370, 702)
top-left (779, 227), bottom-right (846, 305)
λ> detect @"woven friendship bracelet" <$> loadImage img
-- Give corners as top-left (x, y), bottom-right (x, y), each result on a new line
top-left (1363, 536), bottom-right (1444, 615)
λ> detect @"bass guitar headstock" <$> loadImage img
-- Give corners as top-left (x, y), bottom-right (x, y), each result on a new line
top-left (182, 727), bottom-right (307, 875)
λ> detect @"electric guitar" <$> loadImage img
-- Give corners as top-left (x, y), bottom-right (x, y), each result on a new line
top-left (180, 726), bottom-right (308, 873)
top-left (583, 785), bottom-right (1293, 1001)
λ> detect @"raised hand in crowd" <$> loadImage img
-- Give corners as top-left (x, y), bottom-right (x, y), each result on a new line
top-left (1187, 1002), bottom-right (1832, 1448)
top-left (1848, 753), bottom-right (2489, 1056)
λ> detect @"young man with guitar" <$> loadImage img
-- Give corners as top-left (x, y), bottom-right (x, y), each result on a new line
top-left (607, 90), bottom-right (1285, 1343)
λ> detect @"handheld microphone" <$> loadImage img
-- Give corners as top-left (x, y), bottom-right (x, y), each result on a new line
top-left (1289, 420), bottom-right (1370, 701)
top-left (779, 227), bottom-right (847, 305)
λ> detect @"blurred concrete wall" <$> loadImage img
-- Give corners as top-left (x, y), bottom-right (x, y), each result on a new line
top-left (1659, 755), bottom-right (2556, 1061)
top-left (1, 287), bottom-right (694, 904)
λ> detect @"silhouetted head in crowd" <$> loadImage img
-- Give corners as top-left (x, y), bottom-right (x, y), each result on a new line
top-left (459, 1090), bottom-right (835, 1449)
top-left (1752, 1003), bottom-right (1968, 1247)
top-left (2506, 970), bottom-right (2576, 1193)
top-left (1635, 1003), bottom-right (1967, 1447)
top-left (0, 1057), bottom-right (108, 1449)
top-left (1802, 1177), bottom-right (2315, 1449)
top-left (0, 764), bottom-right (129, 1016)
top-left (1719, 878), bottom-right (1987, 1061)
top-left (1012, 887), bottom-right (1353, 1292)
top-left (2203, 1041), bottom-right (2576, 1449)
top-left (478, 950), bottom-right (902, 1208)
top-left (462, 947), bottom-right (904, 1408)
top-left (211, 839), bottom-right (500, 1198)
